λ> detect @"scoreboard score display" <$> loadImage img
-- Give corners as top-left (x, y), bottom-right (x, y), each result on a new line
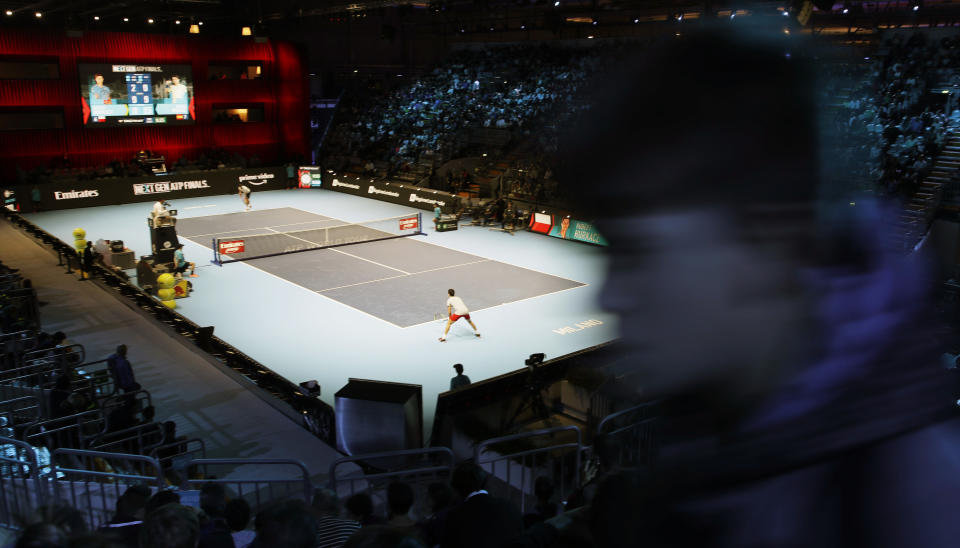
top-left (79, 63), bottom-right (195, 126)
top-left (126, 74), bottom-right (153, 115)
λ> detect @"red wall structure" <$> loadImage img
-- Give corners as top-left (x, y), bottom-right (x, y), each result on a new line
top-left (0, 30), bottom-right (308, 174)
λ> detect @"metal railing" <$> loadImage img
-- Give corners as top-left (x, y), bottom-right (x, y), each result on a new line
top-left (596, 403), bottom-right (659, 468)
top-left (0, 436), bottom-right (45, 531)
top-left (0, 331), bottom-right (36, 370)
top-left (0, 396), bottom-right (42, 432)
top-left (185, 459), bottom-right (313, 508)
top-left (149, 438), bottom-right (205, 472)
top-left (328, 447), bottom-right (456, 519)
top-left (23, 410), bottom-right (106, 452)
top-left (88, 423), bottom-right (165, 457)
top-left (474, 425), bottom-right (582, 514)
top-left (51, 448), bottom-right (164, 530)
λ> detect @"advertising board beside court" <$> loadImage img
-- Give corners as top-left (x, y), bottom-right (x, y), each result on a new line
top-left (325, 176), bottom-right (457, 212)
top-left (19, 166), bottom-right (286, 211)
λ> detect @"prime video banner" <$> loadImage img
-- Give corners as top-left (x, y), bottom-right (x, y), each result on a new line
top-left (548, 218), bottom-right (608, 246)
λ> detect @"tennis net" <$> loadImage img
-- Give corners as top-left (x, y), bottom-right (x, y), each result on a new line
top-left (212, 212), bottom-right (423, 264)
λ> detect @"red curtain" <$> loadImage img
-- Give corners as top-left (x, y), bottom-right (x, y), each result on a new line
top-left (0, 30), bottom-right (307, 175)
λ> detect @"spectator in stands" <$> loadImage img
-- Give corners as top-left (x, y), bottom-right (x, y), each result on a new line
top-left (521, 476), bottom-right (559, 528)
top-left (312, 488), bottom-right (360, 548)
top-left (106, 393), bottom-right (139, 434)
top-left (247, 500), bottom-right (315, 548)
top-left (48, 374), bottom-right (73, 418)
top-left (417, 482), bottom-right (455, 547)
top-left (344, 493), bottom-right (383, 527)
top-left (145, 490), bottom-right (182, 519)
top-left (106, 345), bottom-right (140, 394)
top-left (286, 162), bottom-right (296, 189)
top-left (225, 499), bottom-right (254, 548)
top-left (140, 504), bottom-right (199, 548)
top-left (449, 364), bottom-right (471, 390)
top-left (80, 241), bottom-right (97, 281)
top-left (385, 482), bottom-right (418, 538)
top-left (198, 483), bottom-right (235, 548)
top-left (15, 523), bottom-right (67, 548)
top-left (99, 484), bottom-right (151, 548)
top-left (560, 22), bottom-right (960, 548)
top-left (342, 526), bottom-right (426, 548)
top-left (441, 462), bottom-right (522, 548)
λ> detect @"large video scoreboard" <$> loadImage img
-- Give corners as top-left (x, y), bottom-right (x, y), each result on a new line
top-left (79, 63), bottom-right (195, 126)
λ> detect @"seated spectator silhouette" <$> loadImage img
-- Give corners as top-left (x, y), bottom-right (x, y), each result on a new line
top-left (99, 484), bottom-right (151, 548)
top-left (140, 504), bottom-right (199, 548)
top-left (522, 476), bottom-right (559, 528)
top-left (441, 462), bottom-right (522, 548)
top-left (48, 374), bottom-right (73, 418)
top-left (417, 482), bottom-right (455, 547)
top-left (344, 493), bottom-right (384, 527)
top-left (145, 490), bottom-right (181, 519)
top-left (225, 498), bottom-right (254, 548)
top-left (198, 482), bottom-right (235, 548)
top-left (312, 488), bottom-right (360, 548)
top-left (385, 482), bottom-right (419, 540)
top-left (343, 525), bottom-right (426, 548)
top-left (247, 500), bottom-right (315, 548)
top-left (107, 345), bottom-right (140, 394)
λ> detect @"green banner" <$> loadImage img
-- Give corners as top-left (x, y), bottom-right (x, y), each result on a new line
top-left (548, 218), bottom-right (608, 246)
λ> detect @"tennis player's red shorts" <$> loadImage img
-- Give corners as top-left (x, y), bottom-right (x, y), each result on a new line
top-left (449, 313), bottom-right (471, 322)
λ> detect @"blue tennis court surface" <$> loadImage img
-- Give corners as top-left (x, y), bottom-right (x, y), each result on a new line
top-left (178, 207), bottom-right (586, 327)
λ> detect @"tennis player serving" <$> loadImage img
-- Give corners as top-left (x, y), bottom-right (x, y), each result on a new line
top-left (439, 288), bottom-right (480, 342)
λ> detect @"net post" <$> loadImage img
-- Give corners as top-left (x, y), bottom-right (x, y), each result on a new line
top-left (211, 237), bottom-right (221, 267)
top-left (418, 211), bottom-right (423, 235)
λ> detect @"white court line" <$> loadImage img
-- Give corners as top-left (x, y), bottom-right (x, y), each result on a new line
top-left (390, 224), bottom-right (586, 285)
top-left (329, 248), bottom-right (410, 275)
top-left (317, 273), bottom-right (408, 292)
top-left (182, 205), bottom-right (218, 210)
top-left (403, 284), bottom-right (589, 329)
top-left (317, 259), bottom-right (491, 293)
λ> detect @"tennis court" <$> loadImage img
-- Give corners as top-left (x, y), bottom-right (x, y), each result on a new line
top-left (177, 207), bottom-right (586, 327)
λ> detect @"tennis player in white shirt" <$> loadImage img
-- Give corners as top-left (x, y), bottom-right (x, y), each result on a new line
top-left (440, 288), bottom-right (480, 342)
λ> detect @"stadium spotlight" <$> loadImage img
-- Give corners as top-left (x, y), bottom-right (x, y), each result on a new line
top-left (189, 23), bottom-right (200, 33)
top-left (147, 18), bottom-right (154, 23)
top-left (175, 19), bottom-right (181, 24)
top-left (842, 7), bottom-right (849, 13)
top-left (913, 4), bottom-right (919, 10)
top-left (93, 15), bottom-right (99, 20)
top-left (783, 10), bottom-right (790, 15)
top-left (123, 17), bottom-right (129, 22)
top-left (554, 1), bottom-right (560, 6)
top-left (241, 26), bottom-right (252, 35)
top-left (5, 10), bottom-right (12, 16)
top-left (633, 17), bottom-right (639, 23)
top-left (34, 11), bottom-right (41, 18)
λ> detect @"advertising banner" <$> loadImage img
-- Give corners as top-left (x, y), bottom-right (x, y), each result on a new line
top-left (547, 218), bottom-right (608, 246)
top-left (298, 166), bottom-right (323, 188)
top-left (325, 177), bottom-right (457, 212)
top-left (19, 167), bottom-right (286, 211)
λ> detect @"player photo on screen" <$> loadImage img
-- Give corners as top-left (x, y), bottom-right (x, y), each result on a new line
top-left (79, 63), bottom-right (195, 127)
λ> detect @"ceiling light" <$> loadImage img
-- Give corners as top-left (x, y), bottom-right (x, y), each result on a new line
top-left (198, 21), bottom-right (203, 25)
top-left (241, 26), bottom-right (252, 35)
top-left (93, 15), bottom-right (99, 20)
top-left (147, 18), bottom-right (154, 23)
top-left (5, 10), bottom-right (12, 16)
top-left (189, 23), bottom-right (199, 33)
top-left (34, 11), bottom-right (41, 18)
top-left (123, 17), bottom-right (129, 22)
top-left (175, 19), bottom-right (181, 24)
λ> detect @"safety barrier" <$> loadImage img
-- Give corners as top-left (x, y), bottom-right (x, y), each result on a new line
top-left (185, 458), bottom-right (313, 508)
top-left (0, 437), bottom-right (45, 530)
top-left (50, 448), bottom-right (164, 530)
top-left (596, 403), bottom-right (659, 468)
top-left (328, 447), bottom-right (456, 519)
top-left (474, 425), bottom-right (582, 514)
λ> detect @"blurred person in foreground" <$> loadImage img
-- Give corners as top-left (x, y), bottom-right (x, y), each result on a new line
top-left (557, 22), bottom-right (960, 548)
